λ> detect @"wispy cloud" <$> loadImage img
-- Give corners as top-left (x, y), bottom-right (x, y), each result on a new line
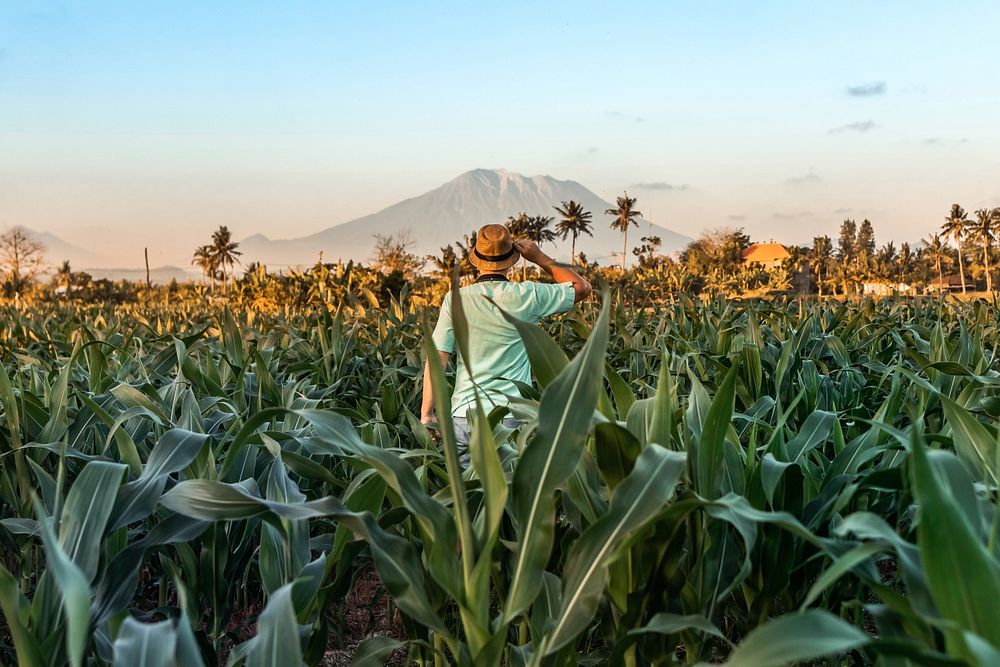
top-left (784, 172), bottom-right (823, 187)
top-left (606, 110), bottom-right (644, 123)
top-left (828, 120), bottom-right (878, 135)
top-left (834, 207), bottom-right (853, 214)
top-left (846, 81), bottom-right (887, 97)
top-left (771, 211), bottom-right (813, 220)
top-left (919, 137), bottom-right (968, 146)
top-left (631, 181), bottom-right (689, 191)
top-left (728, 214), bottom-right (746, 221)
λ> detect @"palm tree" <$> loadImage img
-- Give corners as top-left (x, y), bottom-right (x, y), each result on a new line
top-left (606, 192), bottom-right (642, 271)
top-left (209, 226), bottom-right (242, 288)
top-left (524, 215), bottom-right (557, 279)
top-left (972, 208), bottom-right (996, 293)
top-left (192, 245), bottom-right (216, 291)
top-left (427, 245), bottom-right (459, 281)
top-left (922, 233), bottom-right (950, 291)
top-left (455, 229), bottom-right (478, 275)
top-left (505, 213), bottom-right (534, 280)
top-left (553, 200), bottom-right (593, 265)
top-left (831, 258), bottom-right (854, 296)
top-left (809, 235), bottom-right (833, 296)
top-left (897, 242), bottom-right (913, 283)
top-left (942, 204), bottom-right (969, 293)
top-left (56, 260), bottom-right (72, 294)
top-left (526, 215), bottom-right (557, 246)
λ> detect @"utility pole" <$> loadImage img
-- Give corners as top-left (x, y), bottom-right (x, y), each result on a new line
top-left (144, 247), bottom-right (151, 289)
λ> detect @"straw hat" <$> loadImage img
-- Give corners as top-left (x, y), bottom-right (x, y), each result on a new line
top-left (470, 223), bottom-right (520, 272)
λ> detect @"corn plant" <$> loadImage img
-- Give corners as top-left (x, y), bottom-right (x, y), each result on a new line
top-left (0, 293), bottom-right (998, 666)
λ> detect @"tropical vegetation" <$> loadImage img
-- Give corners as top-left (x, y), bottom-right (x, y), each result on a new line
top-left (1, 200), bottom-right (999, 665)
top-left (1, 286), bottom-right (999, 665)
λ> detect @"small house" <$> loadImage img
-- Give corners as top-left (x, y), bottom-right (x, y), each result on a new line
top-left (862, 281), bottom-right (916, 296)
top-left (925, 274), bottom-right (966, 293)
top-left (742, 243), bottom-right (790, 270)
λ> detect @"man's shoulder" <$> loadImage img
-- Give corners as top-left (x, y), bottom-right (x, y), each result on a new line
top-left (522, 280), bottom-right (573, 293)
top-left (519, 280), bottom-right (563, 289)
top-left (491, 281), bottom-right (556, 297)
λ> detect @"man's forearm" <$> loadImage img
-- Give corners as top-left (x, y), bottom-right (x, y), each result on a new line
top-left (536, 254), bottom-right (592, 301)
top-left (421, 351), bottom-right (452, 420)
top-left (421, 360), bottom-right (435, 419)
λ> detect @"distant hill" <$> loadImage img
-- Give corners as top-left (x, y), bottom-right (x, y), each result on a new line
top-left (9, 227), bottom-right (110, 268)
top-left (5, 228), bottom-right (195, 282)
top-left (241, 169), bottom-right (692, 267)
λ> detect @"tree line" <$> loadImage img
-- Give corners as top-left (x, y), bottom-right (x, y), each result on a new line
top-left (2, 199), bottom-right (997, 303)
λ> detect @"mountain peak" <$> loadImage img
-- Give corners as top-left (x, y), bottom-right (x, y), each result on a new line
top-left (241, 169), bottom-right (692, 267)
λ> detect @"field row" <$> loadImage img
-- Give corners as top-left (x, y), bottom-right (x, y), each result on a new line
top-left (0, 294), bottom-right (998, 666)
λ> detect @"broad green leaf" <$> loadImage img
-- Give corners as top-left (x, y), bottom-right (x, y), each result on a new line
top-left (594, 422), bottom-right (641, 490)
top-left (248, 584), bottom-right (304, 667)
top-left (59, 461), bottom-right (128, 581)
top-left (714, 611), bottom-right (869, 666)
top-left (470, 399), bottom-right (507, 546)
top-left (38, 360), bottom-right (73, 443)
top-left (495, 304), bottom-right (569, 388)
top-left (910, 436), bottom-right (1000, 657)
top-left (941, 396), bottom-right (998, 485)
top-left (160, 478), bottom-right (268, 520)
top-left (421, 311), bottom-right (476, 594)
top-left (783, 410), bottom-right (836, 462)
top-left (625, 360), bottom-right (676, 450)
top-left (93, 514), bottom-right (210, 624)
top-left (605, 363), bottom-right (635, 418)
top-left (505, 297), bottom-right (610, 622)
top-left (693, 364), bottom-right (738, 499)
top-left (35, 497), bottom-right (91, 667)
top-left (543, 445), bottom-right (687, 654)
top-left (449, 267), bottom-right (472, 377)
top-left (109, 429), bottom-right (208, 529)
top-left (0, 359), bottom-right (31, 513)
top-left (0, 562), bottom-right (44, 667)
top-left (300, 408), bottom-right (462, 599)
top-left (351, 636), bottom-right (404, 667)
top-left (628, 612), bottom-right (729, 644)
top-left (802, 543), bottom-right (885, 608)
top-left (160, 479), bottom-right (452, 639)
top-left (112, 617), bottom-right (175, 667)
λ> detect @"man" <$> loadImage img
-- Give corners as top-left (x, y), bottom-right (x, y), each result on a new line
top-left (421, 223), bottom-right (592, 453)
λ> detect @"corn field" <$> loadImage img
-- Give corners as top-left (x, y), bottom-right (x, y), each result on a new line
top-left (0, 291), bottom-right (998, 666)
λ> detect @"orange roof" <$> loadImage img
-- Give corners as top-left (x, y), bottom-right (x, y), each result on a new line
top-left (742, 243), bottom-right (790, 263)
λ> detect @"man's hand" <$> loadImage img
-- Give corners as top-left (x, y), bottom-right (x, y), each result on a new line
top-left (513, 239), bottom-right (550, 266)
top-left (514, 239), bottom-right (592, 301)
top-left (420, 413), bottom-right (441, 442)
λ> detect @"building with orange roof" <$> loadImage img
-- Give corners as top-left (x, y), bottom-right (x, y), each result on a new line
top-left (742, 242), bottom-right (790, 270)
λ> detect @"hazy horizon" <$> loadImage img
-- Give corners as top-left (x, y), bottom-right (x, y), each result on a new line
top-left (2, 1), bottom-right (999, 268)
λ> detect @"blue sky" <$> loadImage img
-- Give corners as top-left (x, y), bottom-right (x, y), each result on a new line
top-left (2, 0), bottom-right (999, 266)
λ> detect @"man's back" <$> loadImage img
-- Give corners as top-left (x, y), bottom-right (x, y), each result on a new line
top-left (432, 280), bottom-right (574, 415)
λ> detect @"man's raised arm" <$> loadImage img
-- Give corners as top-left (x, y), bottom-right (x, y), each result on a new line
top-left (513, 240), bottom-right (592, 302)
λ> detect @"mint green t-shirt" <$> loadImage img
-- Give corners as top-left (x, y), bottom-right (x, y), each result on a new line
top-left (431, 280), bottom-right (575, 416)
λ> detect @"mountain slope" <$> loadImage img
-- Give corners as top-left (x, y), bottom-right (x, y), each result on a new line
top-left (11, 228), bottom-right (111, 268)
top-left (241, 169), bottom-right (691, 267)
